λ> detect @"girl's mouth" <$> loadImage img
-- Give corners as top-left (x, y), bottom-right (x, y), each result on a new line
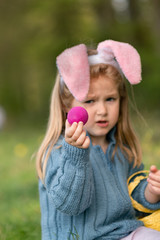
top-left (96, 121), bottom-right (109, 127)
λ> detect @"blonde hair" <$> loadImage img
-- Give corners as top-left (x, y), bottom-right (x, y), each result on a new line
top-left (36, 49), bottom-right (142, 180)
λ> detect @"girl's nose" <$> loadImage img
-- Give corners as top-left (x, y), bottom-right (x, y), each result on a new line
top-left (97, 102), bottom-right (107, 115)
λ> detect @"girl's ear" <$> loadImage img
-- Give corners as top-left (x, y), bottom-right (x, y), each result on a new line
top-left (97, 40), bottom-right (142, 85)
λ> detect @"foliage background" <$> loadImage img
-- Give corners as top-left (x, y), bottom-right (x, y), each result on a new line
top-left (0, 0), bottom-right (160, 239)
top-left (1, 0), bottom-right (160, 120)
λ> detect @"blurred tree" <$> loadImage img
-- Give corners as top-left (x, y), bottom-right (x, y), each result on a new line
top-left (128, 0), bottom-right (139, 20)
top-left (151, 0), bottom-right (160, 51)
top-left (91, 0), bottom-right (115, 41)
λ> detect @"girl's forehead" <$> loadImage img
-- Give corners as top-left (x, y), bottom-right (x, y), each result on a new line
top-left (89, 75), bottom-right (118, 90)
top-left (85, 76), bottom-right (119, 99)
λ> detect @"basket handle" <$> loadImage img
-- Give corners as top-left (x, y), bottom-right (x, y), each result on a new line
top-left (128, 170), bottom-right (154, 213)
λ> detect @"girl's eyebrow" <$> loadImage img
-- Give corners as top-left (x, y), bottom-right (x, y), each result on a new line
top-left (107, 92), bottom-right (119, 96)
top-left (86, 90), bottom-right (119, 99)
top-left (85, 93), bottom-right (96, 99)
top-left (105, 89), bottom-right (119, 95)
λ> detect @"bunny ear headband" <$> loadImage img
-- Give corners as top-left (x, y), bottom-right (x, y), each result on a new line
top-left (56, 40), bottom-right (142, 101)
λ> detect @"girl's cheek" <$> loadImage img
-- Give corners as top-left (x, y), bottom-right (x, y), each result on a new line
top-left (83, 120), bottom-right (91, 131)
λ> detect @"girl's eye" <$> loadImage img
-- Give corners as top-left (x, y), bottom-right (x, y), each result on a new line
top-left (84, 100), bottom-right (94, 104)
top-left (106, 97), bottom-right (115, 102)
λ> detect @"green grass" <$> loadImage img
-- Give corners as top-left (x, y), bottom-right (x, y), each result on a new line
top-left (0, 125), bottom-right (42, 240)
top-left (0, 113), bottom-right (159, 239)
top-left (134, 112), bottom-right (160, 170)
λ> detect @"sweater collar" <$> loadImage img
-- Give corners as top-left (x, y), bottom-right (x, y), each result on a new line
top-left (87, 126), bottom-right (116, 147)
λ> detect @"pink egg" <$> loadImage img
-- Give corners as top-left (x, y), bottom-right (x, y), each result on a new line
top-left (67, 106), bottom-right (88, 125)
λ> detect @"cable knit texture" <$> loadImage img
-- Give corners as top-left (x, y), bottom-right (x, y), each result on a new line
top-left (39, 129), bottom-right (160, 240)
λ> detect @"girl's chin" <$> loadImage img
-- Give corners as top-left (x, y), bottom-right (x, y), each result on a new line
top-left (88, 131), bottom-right (109, 139)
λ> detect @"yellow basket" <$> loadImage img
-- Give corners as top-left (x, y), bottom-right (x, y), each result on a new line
top-left (127, 170), bottom-right (160, 231)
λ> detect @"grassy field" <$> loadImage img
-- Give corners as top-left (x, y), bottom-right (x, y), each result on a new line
top-left (0, 114), bottom-right (159, 240)
top-left (0, 123), bottom-right (42, 240)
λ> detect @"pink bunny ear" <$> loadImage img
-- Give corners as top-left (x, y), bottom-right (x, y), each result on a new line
top-left (97, 40), bottom-right (142, 84)
top-left (56, 44), bottom-right (90, 101)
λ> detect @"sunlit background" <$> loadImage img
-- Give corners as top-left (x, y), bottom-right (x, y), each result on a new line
top-left (0, 0), bottom-right (160, 239)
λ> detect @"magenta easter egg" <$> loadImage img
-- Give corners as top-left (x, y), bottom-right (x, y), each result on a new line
top-left (67, 106), bottom-right (88, 125)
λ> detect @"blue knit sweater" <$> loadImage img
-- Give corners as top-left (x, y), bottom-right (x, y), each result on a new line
top-left (39, 128), bottom-right (160, 240)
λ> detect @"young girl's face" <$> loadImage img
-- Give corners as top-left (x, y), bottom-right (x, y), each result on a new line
top-left (70, 75), bottom-right (120, 144)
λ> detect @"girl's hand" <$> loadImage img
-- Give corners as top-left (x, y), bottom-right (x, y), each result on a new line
top-left (65, 120), bottom-right (90, 149)
top-left (145, 165), bottom-right (160, 203)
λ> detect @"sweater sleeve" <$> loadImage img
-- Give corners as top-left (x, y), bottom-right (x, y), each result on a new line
top-left (132, 179), bottom-right (160, 210)
top-left (44, 139), bottom-right (94, 216)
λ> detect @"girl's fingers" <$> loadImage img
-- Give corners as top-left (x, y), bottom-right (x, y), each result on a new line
top-left (82, 136), bottom-right (90, 149)
top-left (147, 182), bottom-right (160, 196)
top-left (73, 132), bottom-right (90, 149)
top-left (74, 129), bottom-right (86, 145)
top-left (147, 174), bottom-right (160, 196)
top-left (146, 166), bottom-right (160, 200)
top-left (147, 178), bottom-right (160, 188)
top-left (148, 172), bottom-right (160, 183)
top-left (150, 165), bottom-right (158, 173)
top-left (71, 122), bottom-right (84, 141)
top-left (65, 120), bottom-right (90, 148)
top-left (65, 120), bottom-right (77, 138)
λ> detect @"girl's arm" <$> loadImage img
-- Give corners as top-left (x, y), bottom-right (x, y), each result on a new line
top-left (129, 164), bottom-right (160, 211)
top-left (43, 121), bottom-right (94, 216)
top-left (145, 165), bottom-right (160, 203)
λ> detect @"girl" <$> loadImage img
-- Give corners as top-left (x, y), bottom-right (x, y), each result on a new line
top-left (36, 40), bottom-right (160, 240)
